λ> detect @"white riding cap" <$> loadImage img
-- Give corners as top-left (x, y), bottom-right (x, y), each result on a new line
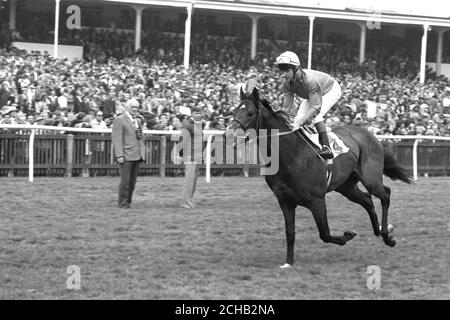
top-left (275, 51), bottom-right (301, 67)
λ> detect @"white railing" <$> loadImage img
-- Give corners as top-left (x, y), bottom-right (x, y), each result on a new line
top-left (1, 124), bottom-right (450, 182)
top-left (0, 124), bottom-right (224, 182)
top-left (375, 135), bottom-right (450, 181)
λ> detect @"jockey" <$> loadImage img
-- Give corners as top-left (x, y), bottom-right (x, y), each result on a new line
top-left (275, 51), bottom-right (342, 159)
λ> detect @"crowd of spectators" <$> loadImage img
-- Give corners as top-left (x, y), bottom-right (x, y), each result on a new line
top-left (1, 22), bottom-right (450, 137)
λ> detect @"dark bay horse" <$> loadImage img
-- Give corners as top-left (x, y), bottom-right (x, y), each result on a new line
top-left (231, 87), bottom-right (412, 267)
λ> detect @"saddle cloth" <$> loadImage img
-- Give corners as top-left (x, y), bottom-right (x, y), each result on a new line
top-left (299, 126), bottom-right (349, 160)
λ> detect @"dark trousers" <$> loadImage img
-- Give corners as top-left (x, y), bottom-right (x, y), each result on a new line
top-left (118, 160), bottom-right (141, 207)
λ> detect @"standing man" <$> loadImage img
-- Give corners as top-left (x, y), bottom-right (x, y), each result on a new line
top-left (112, 98), bottom-right (145, 208)
top-left (180, 106), bottom-right (204, 209)
top-left (100, 92), bottom-right (116, 118)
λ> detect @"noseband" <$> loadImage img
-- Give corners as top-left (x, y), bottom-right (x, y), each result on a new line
top-left (232, 99), bottom-right (297, 140)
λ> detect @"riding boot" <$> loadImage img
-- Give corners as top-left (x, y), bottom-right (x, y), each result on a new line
top-left (315, 122), bottom-right (334, 159)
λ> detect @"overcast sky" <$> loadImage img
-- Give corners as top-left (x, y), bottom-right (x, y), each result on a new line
top-left (277, 0), bottom-right (450, 18)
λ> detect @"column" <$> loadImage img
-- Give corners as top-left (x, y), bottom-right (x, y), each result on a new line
top-left (436, 28), bottom-right (445, 76)
top-left (183, 3), bottom-right (194, 69)
top-left (307, 16), bottom-right (315, 69)
top-left (359, 22), bottom-right (366, 64)
top-left (419, 24), bottom-right (429, 84)
top-left (53, 0), bottom-right (60, 59)
top-left (249, 14), bottom-right (260, 60)
top-left (9, 0), bottom-right (17, 30)
top-left (133, 5), bottom-right (145, 52)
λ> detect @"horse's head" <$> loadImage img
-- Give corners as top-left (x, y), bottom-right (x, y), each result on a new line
top-left (230, 87), bottom-right (261, 132)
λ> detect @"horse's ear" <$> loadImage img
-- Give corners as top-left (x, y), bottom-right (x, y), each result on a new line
top-left (239, 87), bottom-right (246, 101)
top-left (252, 87), bottom-right (259, 101)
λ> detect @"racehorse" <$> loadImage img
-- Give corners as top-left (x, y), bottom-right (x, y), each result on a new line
top-left (231, 87), bottom-right (412, 268)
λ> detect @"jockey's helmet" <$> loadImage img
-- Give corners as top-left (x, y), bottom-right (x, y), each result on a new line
top-left (275, 51), bottom-right (301, 70)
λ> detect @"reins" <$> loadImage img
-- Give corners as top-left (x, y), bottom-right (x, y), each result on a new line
top-left (233, 99), bottom-right (295, 138)
top-left (233, 99), bottom-right (325, 160)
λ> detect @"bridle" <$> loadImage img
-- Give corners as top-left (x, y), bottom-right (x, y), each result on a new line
top-left (231, 99), bottom-right (259, 132)
top-left (232, 99), bottom-right (294, 139)
top-left (231, 99), bottom-right (323, 159)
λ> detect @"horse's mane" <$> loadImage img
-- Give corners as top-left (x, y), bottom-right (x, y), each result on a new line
top-left (260, 98), bottom-right (274, 113)
top-left (240, 88), bottom-right (291, 130)
top-left (259, 98), bottom-right (291, 129)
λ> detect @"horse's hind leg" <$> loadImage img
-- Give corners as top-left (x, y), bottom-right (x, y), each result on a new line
top-left (363, 181), bottom-right (396, 247)
top-left (336, 177), bottom-right (380, 236)
top-left (309, 197), bottom-right (357, 245)
top-left (379, 185), bottom-right (395, 246)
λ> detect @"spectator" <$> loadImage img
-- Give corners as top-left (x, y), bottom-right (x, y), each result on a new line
top-left (180, 106), bottom-right (204, 209)
top-left (0, 70), bottom-right (12, 107)
top-left (111, 98), bottom-right (145, 209)
top-left (0, 26), bottom-right (449, 137)
top-left (90, 111), bottom-right (107, 129)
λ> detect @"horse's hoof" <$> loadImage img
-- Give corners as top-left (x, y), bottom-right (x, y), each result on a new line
top-left (279, 263), bottom-right (293, 269)
top-left (344, 230), bottom-right (357, 240)
top-left (383, 235), bottom-right (396, 247)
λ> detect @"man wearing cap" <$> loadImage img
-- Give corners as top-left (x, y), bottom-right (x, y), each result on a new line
top-left (112, 98), bottom-right (145, 209)
top-left (274, 51), bottom-right (342, 159)
top-left (180, 106), bottom-right (204, 209)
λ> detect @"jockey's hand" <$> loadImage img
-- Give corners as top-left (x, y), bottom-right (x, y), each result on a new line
top-left (293, 116), bottom-right (307, 128)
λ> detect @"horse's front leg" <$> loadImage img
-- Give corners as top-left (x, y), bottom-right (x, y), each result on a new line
top-left (310, 197), bottom-right (357, 245)
top-left (277, 198), bottom-right (296, 268)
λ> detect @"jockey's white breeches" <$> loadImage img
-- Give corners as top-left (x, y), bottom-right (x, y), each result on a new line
top-left (294, 79), bottom-right (342, 125)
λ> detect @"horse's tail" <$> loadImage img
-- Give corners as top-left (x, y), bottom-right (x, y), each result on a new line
top-left (382, 142), bottom-right (413, 184)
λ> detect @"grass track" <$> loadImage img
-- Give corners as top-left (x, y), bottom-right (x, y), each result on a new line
top-left (0, 176), bottom-right (449, 299)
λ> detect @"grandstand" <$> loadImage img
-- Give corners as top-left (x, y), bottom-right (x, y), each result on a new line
top-left (2, 1), bottom-right (450, 76)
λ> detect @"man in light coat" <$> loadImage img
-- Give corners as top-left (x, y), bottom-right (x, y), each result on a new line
top-left (112, 99), bottom-right (146, 208)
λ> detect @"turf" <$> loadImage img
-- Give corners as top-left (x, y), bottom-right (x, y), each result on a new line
top-left (0, 176), bottom-right (448, 299)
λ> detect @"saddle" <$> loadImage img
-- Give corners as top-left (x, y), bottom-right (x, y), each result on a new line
top-left (298, 126), bottom-right (349, 160)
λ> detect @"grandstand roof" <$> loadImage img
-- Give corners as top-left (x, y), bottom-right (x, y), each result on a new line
top-left (103, 0), bottom-right (450, 27)
top-left (214, 0), bottom-right (450, 19)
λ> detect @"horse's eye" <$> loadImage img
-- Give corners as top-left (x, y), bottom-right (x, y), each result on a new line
top-left (248, 111), bottom-right (254, 117)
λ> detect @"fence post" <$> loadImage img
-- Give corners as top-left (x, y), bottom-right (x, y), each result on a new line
top-left (28, 129), bottom-right (36, 182)
top-left (413, 139), bottom-right (419, 181)
top-left (8, 137), bottom-right (15, 178)
top-left (205, 135), bottom-right (213, 183)
top-left (65, 134), bottom-right (73, 178)
top-left (160, 136), bottom-right (166, 177)
top-left (8, 157), bottom-right (15, 177)
top-left (82, 138), bottom-right (90, 178)
top-left (243, 164), bottom-right (249, 177)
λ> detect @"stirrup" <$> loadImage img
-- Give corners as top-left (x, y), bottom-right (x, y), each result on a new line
top-left (318, 145), bottom-right (334, 159)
